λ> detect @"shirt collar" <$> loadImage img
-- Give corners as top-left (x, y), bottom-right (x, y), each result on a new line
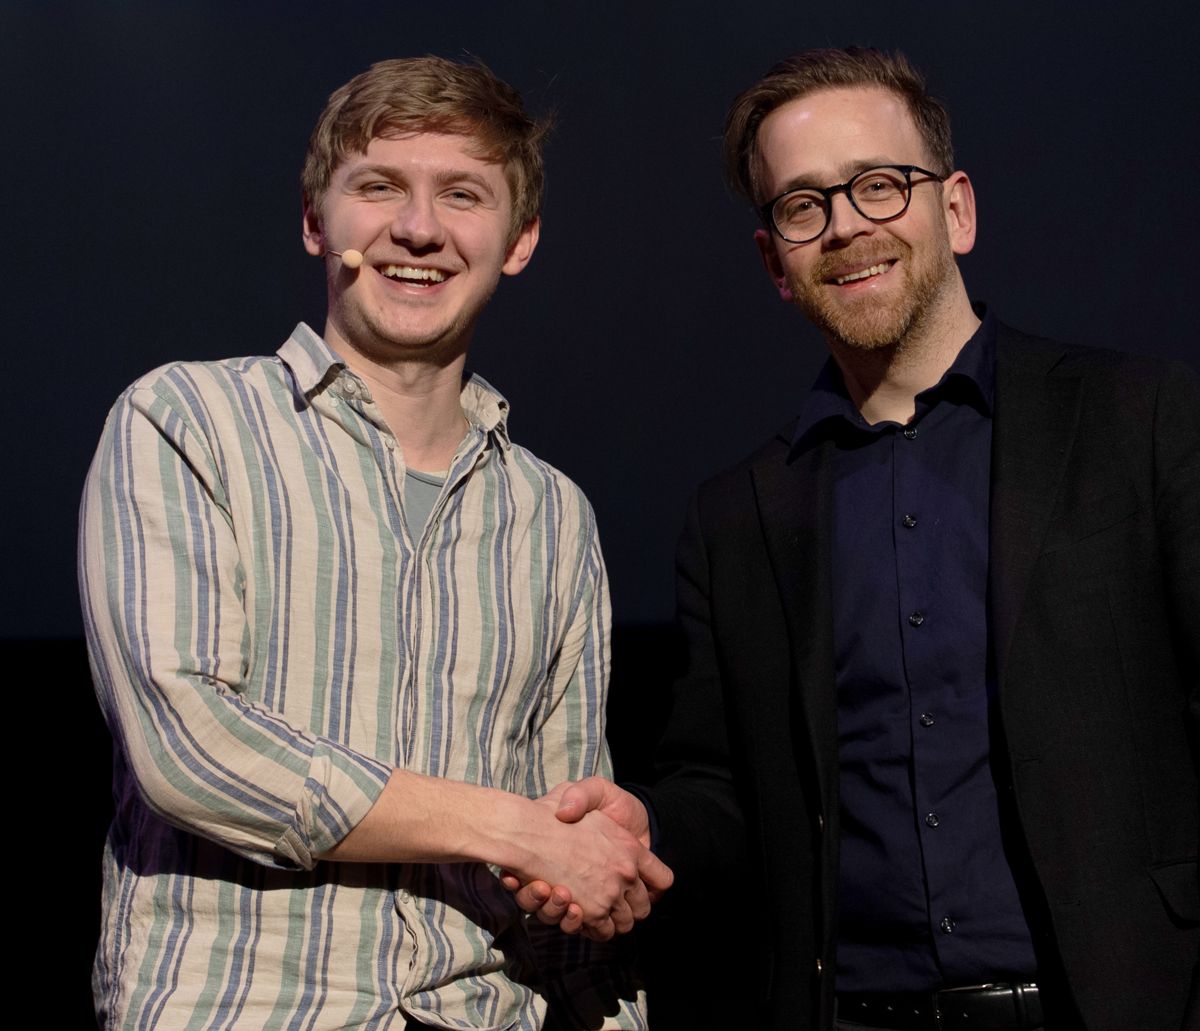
top-left (791, 303), bottom-right (996, 452)
top-left (277, 322), bottom-right (513, 452)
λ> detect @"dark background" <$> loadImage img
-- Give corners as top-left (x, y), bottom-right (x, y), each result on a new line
top-left (3, 0), bottom-right (1196, 1024)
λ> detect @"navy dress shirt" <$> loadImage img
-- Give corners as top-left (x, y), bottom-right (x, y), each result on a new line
top-left (793, 311), bottom-right (1038, 992)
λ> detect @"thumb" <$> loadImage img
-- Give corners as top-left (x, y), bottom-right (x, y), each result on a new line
top-left (554, 776), bottom-right (605, 823)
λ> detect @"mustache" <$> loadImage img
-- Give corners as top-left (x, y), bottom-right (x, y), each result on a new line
top-left (810, 241), bottom-right (910, 283)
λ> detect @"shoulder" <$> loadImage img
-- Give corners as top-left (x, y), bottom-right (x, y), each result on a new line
top-left (996, 321), bottom-right (1195, 387)
top-left (120, 355), bottom-right (289, 410)
top-left (995, 320), bottom-right (1199, 419)
top-left (500, 441), bottom-right (600, 539)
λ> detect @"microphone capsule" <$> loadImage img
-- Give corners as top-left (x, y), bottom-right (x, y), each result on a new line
top-left (327, 248), bottom-right (364, 269)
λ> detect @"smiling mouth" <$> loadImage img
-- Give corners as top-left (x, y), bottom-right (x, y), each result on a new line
top-left (832, 261), bottom-right (895, 286)
top-left (380, 265), bottom-right (447, 286)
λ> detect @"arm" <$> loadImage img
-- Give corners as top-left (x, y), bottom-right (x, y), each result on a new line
top-left (79, 383), bottom-right (388, 868)
top-left (79, 382), bottom-right (659, 922)
top-left (513, 490), bottom-right (662, 1025)
top-left (1153, 362), bottom-right (1200, 1027)
top-left (511, 491), bottom-right (741, 925)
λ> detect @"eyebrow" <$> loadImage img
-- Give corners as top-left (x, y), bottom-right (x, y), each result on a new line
top-left (343, 164), bottom-right (499, 201)
top-left (775, 157), bottom-right (899, 195)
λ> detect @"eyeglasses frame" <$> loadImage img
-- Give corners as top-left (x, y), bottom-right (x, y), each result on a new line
top-left (760, 164), bottom-right (947, 244)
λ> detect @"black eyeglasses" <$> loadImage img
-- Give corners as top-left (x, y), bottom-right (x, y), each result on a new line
top-left (760, 165), bottom-right (945, 244)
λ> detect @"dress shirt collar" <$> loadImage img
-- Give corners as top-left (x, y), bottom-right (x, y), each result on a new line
top-left (791, 303), bottom-right (996, 453)
top-left (277, 322), bottom-right (512, 452)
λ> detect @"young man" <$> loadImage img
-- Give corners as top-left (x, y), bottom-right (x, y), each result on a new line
top-left (80, 56), bottom-right (667, 1030)
top-left (521, 48), bottom-right (1199, 1031)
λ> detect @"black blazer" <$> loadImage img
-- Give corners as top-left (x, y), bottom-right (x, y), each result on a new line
top-left (647, 324), bottom-right (1200, 1031)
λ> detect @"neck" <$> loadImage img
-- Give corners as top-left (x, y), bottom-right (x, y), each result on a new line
top-left (829, 289), bottom-right (980, 425)
top-left (324, 323), bottom-right (471, 472)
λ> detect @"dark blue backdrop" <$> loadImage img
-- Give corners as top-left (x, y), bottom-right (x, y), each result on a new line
top-left (5, 0), bottom-right (1198, 636)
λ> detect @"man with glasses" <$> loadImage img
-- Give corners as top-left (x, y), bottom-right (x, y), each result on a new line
top-left (516, 47), bottom-right (1198, 1031)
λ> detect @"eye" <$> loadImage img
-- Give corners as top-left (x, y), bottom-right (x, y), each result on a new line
top-left (852, 170), bottom-right (905, 203)
top-left (443, 188), bottom-right (480, 209)
top-left (360, 181), bottom-right (398, 197)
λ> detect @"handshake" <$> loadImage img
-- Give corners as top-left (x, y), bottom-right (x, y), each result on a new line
top-left (501, 777), bottom-right (673, 942)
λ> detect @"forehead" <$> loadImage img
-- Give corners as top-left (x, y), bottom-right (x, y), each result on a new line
top-left (755, 87), bottom-right (928, 196)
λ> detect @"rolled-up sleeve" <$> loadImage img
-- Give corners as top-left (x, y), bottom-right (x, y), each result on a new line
top-left (79, 384), bottom-right (391, 869)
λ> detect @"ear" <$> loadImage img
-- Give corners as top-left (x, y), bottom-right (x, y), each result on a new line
top-left (941, 171), bottom-right (977, 256)
top-left (755, 228), bottom-right (793, 302)
top-left (302, 197), bottom-right (324, 257)
top-left (502, 217), bottom-right (540, 276)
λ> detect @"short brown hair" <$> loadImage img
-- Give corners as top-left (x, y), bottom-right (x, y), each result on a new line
top-left (724, 47), bottom-right (954, 204)
top-left (302, 56), bottom-right (549, 237)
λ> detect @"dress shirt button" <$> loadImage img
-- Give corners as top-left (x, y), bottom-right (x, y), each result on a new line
top-left (815, 958), bottom-right (823, 977)
top-left (908, 611), bottom-right (925, 627)
top-left (920, 713), bottom-right (935, 727)
top-left (940, 916), bottom-right (956, 934)
top-left (903, 426), bottom-right (918, 440)
top-left (902, 513), bottom-right (918, 528)
top-left (398, 889), bottom-right (412, 903)
top-left (925, 812), bottom-right (940, 828)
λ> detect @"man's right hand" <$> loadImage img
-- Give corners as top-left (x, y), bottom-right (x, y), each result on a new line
top-left (501, 778), bottom-right (670, 939)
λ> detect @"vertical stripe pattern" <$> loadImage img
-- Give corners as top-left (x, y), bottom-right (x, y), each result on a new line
top-left (80, 323), bottom-right (644, 1030)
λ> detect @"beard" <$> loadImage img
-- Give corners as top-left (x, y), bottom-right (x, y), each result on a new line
top-left (785, 234), bottom-right (958, 352)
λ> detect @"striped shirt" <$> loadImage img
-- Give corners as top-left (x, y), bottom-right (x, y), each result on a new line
top-left (79, 323), bottom-right (645, 1030)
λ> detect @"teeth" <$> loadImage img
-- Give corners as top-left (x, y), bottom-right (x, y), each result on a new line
top-left (834, 262), bottom-right (891, 286)
top-left (382, 265), bottom-right (446, 284)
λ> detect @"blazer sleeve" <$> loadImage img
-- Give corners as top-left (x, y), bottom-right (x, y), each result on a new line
top-left (645, 493), bottom-right (748, 882)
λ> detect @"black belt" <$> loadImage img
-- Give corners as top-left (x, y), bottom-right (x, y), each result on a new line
top-left (836, 983), bottom-right (1042, 1031)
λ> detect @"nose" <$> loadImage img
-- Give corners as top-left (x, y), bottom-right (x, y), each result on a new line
top-left (390, 191), bottom-right (445, 250)
top-left (823, 189), bottom-right (874, 244)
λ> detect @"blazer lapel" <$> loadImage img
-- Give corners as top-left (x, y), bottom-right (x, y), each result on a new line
top-left (989, 325), bottom-right (1082, 685)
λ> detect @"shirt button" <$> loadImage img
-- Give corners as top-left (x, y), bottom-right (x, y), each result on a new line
top-left (920, 713), bottom-right (935, 727)
top-left (902, 513), bottom-right (918, 528)
top-left (940, 916), bottom-right (956, 934)
top-left (925, 812), bottom-right (940, 828)
top-left (908, 611), bottom-right (925, 627)
top-left (398, 889), bottom-right (412, 903)
top-left (815, 958), bottom-right (823, 977)
top-left (903, 426), bottom-right (919, 440)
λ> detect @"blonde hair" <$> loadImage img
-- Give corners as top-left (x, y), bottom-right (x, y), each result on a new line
top-left (302, 56), bottom-right (550, 237)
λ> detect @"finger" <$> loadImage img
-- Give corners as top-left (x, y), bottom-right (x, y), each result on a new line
top-left (498, 870), bottom-right (521, 892)
top-left (609, 896), bottom-right (636, 936)
top-left (512, 880), bottom-right (552, 914)
top-left (625, 878), bottom-right (652, 921)
top-left (636, 849), bottom-right (674, 895)
top-left (559, 902), bottom-right (584, 935)
top-left (580, 914), bottom-right (616, 942)
top-left (534, 885), bottom-right (573, 925)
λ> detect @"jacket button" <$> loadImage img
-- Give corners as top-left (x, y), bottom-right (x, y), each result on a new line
top-left (815, 958), bottom-right (823, 977)
top-left (817, 813), bottom-right (825, 833)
